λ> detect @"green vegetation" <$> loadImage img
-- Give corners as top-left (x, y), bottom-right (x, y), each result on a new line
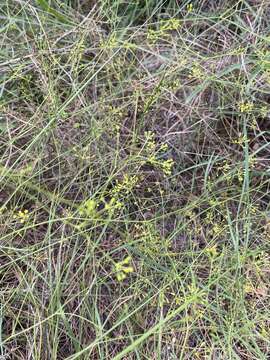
top-left (1, 0), bottom-right (270, 358)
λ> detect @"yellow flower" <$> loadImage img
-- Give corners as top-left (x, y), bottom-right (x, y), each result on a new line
top-left (260, 105), bottom-right (268, 117)
top-left (239, 102), bottom-right (254, 113)
top-left (160, 143), bottom-right (168, 152)
top-left (116, 272), bottom-right (127, 281)
top-left (175, 296), bottom-right (181, 305)
top-left (244, 283), bottom-right (254, 294)
top-left (14, 209), bottom-right (29, 223)
top-left (161, 158), bottom-right (174, 176)
top-left (187, 3), bottom-right (193, 12)
top-left (160, 18), bottom-right (181, 31)
top-left (189, 63), bottom-right (204, 79)
top-left (206, 244), bottom-right (218, 257)
top-left (79, 199), bottom-right (96, 217)
top-left (114, 256), bottom-right (134, 282)
top-left (232, 134), bottom-right (249, 146)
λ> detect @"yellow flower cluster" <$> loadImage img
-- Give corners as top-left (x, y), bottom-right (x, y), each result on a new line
top-left (239, 102), bottom-right (254, 113)
top-left (144, 132), bottom-right (174, 176)
top-left (161, 158), bottom-right (174, 176)
top-left (189, 63), bottom-right (204, 79)
top-left (105, 174), bottom-right (140, 213)
top-left (104, 197), bottom-right (123, 213)
top-left (260, 105), bottom-right (268, 117)
top-left (187, 3), bottom-right (193, 12)
top-left (144, 131), bottom-right (156, 151)
top-left (147, 29), bottom-right (160, 43)
top-left (114, 256), bottom-right (134, 281)
top-left (14, 209), bottom-right (29, 223)
top-left (79, 174), bottom-right (139, 220)
top-left (79, 199), bottom-right (97, 217)
top-left (160, 18), bottom-right (181, 31)
top-left (168, 79), bottom-right (181, 92)
top-left (218, 159), bottom-right (230, 174)
top-left (147, 18), bottom-right (181, 43)
top-left (232, 134), bottom-right (249, 146)
top-left (111, 174), bottom-right (139, 196)
top-left (134, 222), bottom-right (169, 257)
top-left (212, 224), bottom-right (223, 236)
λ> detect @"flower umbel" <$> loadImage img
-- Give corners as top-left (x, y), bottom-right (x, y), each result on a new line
top-left (205, 244), bottom-right (218, 258)
top-left (14, 209), bottom-right (29, 223)
top-left (239, 102), bottom-right (254, 113)
top-left (144, 132), bottom-right (174, 176)
top-left (114, 256), bottom-right (134, 282)
top-left (187, 3), bottom-right (193, 12)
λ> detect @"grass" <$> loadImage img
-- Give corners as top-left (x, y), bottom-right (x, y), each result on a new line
top-left (1, 0), bottom-right (270, 358)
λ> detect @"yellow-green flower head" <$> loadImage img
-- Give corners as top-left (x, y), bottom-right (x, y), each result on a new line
top-left (14, 209), bottom-right (29, 223)
top-left (114, 256), bottom-right (134, 282)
